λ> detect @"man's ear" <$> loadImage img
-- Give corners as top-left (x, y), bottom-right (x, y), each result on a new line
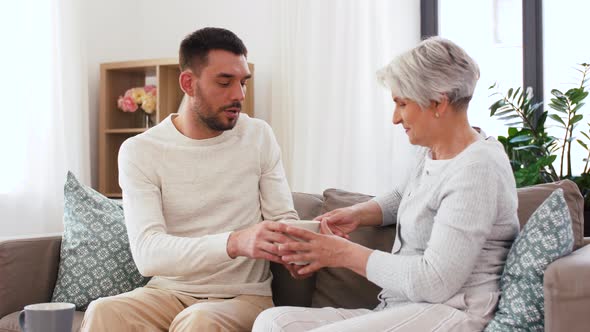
top-left (179, 70), bottom-right (196, 96)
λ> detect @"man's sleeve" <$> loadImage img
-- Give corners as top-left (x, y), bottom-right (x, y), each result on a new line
top-left (258, 123), bottom-right (299, 221)
top-left (118, 139), bottom-right (233, 277)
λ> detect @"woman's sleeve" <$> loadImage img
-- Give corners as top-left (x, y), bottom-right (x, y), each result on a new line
top-left (372, 191), bottom-right (403, 226)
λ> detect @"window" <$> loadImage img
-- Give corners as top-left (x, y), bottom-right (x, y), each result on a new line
top-left (543, 0), bottom-right (590, 175)
top-left (438, 0), bottom-right (523, 138)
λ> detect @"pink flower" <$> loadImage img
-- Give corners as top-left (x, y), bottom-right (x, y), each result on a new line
top-left (117, 96), bottom-right (125, 110)
top-left (122, 96), bottom-right (138, 112)
top-left (144, 85), bottom-right (157, 94)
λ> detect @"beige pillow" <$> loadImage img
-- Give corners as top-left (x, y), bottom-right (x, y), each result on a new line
top-left (517, 180), bottom-right (584, 249)
top-left (311, 189), bottom-right (395, 309)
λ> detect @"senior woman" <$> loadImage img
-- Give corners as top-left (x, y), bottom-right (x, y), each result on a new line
top-left (253, 37), bottom-right (520, 332)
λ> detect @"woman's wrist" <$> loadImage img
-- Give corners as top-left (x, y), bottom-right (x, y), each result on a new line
top-left (355, 200), bottom-right (383, 227)
top-left (341, 241), bottom-right (374, 277)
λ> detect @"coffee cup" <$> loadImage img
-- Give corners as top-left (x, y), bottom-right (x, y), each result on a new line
top-left (19, 302), bottom-right (75, 332)
top-left (279, 219), bottom-right (321, 265)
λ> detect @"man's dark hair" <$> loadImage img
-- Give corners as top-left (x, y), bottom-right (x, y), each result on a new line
top-left (179, 27), bottom-right (247, 74)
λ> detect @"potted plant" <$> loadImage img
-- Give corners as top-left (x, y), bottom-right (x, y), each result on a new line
top-left (489, 63), bottom-right (590, 235)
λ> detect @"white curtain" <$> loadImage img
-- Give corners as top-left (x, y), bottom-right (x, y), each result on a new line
top-left (0, 0), bottom-right (90, 237)
top-left (271, 0), bottom-right (421, 195)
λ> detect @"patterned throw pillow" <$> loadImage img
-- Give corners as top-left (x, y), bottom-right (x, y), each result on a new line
top-left (485, 189), bottom-right (574, 332)
top-left (51, 172), bottom-right (149, 310)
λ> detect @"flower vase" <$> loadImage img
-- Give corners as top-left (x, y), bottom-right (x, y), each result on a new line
top-left (143, 113), bottom-right (154, 128)
top-left (136, 110), bottom-right (154, 128)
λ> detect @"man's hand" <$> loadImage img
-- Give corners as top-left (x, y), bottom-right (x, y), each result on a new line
top-left (226, 221), bottom-right (292, 264)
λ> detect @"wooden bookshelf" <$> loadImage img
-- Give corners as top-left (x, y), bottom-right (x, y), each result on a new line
top-left (98, 58), bottom-right (255, 197)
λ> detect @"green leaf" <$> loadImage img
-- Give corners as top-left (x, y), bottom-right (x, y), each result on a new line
top-left (516, 88), bottom-right (525, 106)
top-left (578, 139), bottom-right (588, 150)
top-left (582, 132), bottom-right (590, 140)
top-left (552, 89), bottom-right (565, 98)
top-left (508, 127), bottom-right (518, 136)
top-left (498, 114), bottom-right (521, 121)
top-left (574, 91), bottom-right (589, 104)
top-left (565, 88), bottom-right (580, 100)
top-left (522, 103), bottom-right (531, 121)
top-left (550, 97), bottom-right (567, 108)
top-left (572, 102), bottom-right (586, 113)
top-left (530, 101), bottom-right (543, 113)
top-left (489, 82), bottom-right (497, 89)
top-left (508, 88), bottom-right (514, 99)
top-left (494, 109), bottom-right (516, 117)
top-left (549, 114), bottom-right (567, 126)
top-left (509, 135), bottom-right (533, 143)
top-left (513, 145), bottom-right (541, 151)
top-left (489, 100), bottom-right (504, 116)
top-left (549, 103), bottom-right (567, 113)
top-left (536, 112), bottom-right (549, 131)
top-left (572, 114), bottom-right (584, 124)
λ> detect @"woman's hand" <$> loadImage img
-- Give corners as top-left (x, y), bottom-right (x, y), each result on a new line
top-left (282, 263), bottom-right (314, 280)
top-left (314, 206), bottom-right (362, 239)
top-left (278, 220), bottom-right (373, 276)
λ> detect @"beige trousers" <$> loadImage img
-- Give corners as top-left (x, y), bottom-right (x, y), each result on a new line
top-left (252, 292), bottom-right (499, 332)
top-left (81, 286), bottom-right (273, 332)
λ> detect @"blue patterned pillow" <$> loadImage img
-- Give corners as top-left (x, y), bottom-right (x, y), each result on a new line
top-left (51, 172), bottom-right (149, 310)
top-left (485, 188), bottom-right (574, 331)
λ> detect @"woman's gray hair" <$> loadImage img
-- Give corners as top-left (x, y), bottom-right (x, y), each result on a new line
top-left (377, 37), bottom-right (480, 110)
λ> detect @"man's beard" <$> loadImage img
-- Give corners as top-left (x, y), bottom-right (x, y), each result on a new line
top-left (193, 85), bottom-right (241, 131)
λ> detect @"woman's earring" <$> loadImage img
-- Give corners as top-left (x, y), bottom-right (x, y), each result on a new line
top-left (435, 113), bottom-right (440, 118)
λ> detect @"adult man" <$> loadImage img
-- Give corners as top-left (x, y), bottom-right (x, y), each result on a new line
top-left (81, 27), bottom-right (299, 331)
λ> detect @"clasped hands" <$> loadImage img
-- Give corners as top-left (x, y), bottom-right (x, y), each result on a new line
top-left (227, 206), bottom-right (362, 279)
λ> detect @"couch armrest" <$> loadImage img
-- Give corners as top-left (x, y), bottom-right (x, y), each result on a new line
top-left (0, 234), bottom-right (62, 318)
top-left (544, 244), bottom-right (590, 332)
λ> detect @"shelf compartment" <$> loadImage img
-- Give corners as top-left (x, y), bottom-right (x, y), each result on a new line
top-left (105, 128), bottom-right (147, 134)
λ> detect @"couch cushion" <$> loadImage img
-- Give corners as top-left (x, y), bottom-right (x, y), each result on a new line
top-left (0, 235), bottom-right (61, 319)
top-left (270, 192), bottom-right (324, 307)
top-left (292, 192), bottom-right (324, 221)
top-left (51, 172), bottom-right (149, 310)
top-left (485, 189), bottom-right (574, 332)
top-left (311, 189), bottom-right (395, 309)
top-left (517, 180), bottom-right (584, 249)
top-left (0, 310), bottom-right (84, 332)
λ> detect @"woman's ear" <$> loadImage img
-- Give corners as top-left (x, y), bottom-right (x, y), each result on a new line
top-left (434, 94), bottom-right (450, 116)
top-left (179, 70), bottom-right (195, 96)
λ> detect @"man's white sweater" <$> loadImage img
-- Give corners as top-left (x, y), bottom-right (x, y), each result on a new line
top-left (118, 113), bottom-right (298, 298)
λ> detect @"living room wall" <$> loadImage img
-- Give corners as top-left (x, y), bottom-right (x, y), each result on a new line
top-left (84, 0), bottom-right (275, 188)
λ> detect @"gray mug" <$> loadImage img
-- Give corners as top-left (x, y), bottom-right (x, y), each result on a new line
top-left (18, 302), bottom-right (75, 332)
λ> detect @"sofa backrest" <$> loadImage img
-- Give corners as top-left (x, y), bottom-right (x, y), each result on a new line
top-left (272, 180), bottom-right (585, 309)
top-left (516, 180), bottom-right (584, 249)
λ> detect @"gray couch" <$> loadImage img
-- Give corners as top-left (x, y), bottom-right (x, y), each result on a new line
top-left (1, 180), bottom-right (590, 332)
